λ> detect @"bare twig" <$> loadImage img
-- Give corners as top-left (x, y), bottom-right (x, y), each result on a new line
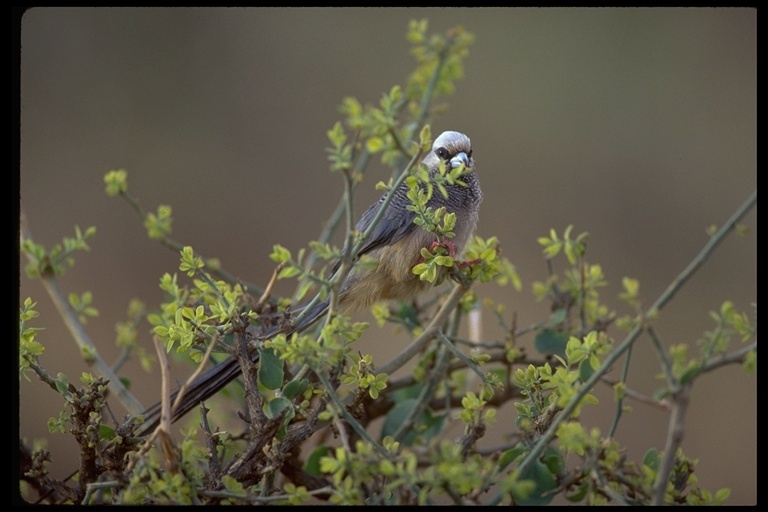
top-left (699, 341), bottom-right (756, 375)
top-left (377, 281), bottom-right (470, 376)
top-left (125, 332), bottom-right (220, 474)
top-left (601, 377), bottom-right (672, 411)
top-left (652, 384), bottom-right (691, 505)
top-left (19, 209), bottom-right (144, 415)
top-left (257, 262), bottom-right (285, 308)
top-left (170, 332), bottom-right (221, 416)
top-left (651, 339), bottom-right (756, 505)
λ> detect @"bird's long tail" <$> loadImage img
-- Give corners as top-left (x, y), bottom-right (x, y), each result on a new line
top-left (290, 298), bottom-right (331, 334)
top-left (136, 298), bottom-right (330, 436)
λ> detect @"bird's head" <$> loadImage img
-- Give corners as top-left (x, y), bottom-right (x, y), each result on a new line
top-left (427, 131), bottom-right (473, 172)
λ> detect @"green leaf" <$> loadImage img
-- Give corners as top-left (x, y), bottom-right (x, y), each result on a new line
top-left (98, 424), bottom-right (116, 440)
top-left (578, 358), bottom-right (595, 382)
top-left (515, 459), bottom-right (557, 506)
top-left (714, 488), bottom-right (732, 502)
top-left (327, 122), bottom-right (346, 147)
top-left (270, 244), bottom-right (292, 263)
top-left (54, 373), bottom-right (71, 399)
top-left (104, 169), bottom-right (128, 196)
top-left (304, 445), bottom-right (330, 477)
top-left (548, 308), bottom-right (568, 327)
top-left (266, 396), bottom-right (292, 419)
top-left (534, 330), bottom-right (569, 358)
top-left (380, 399), bottom-right (445, 445)
top-left (144, 205), bottom-right (173, 240)
top-left (258, 348), bottom-right (284, 390)
top-left (418, 125), bottom-right (432, 150)
top-left (565, 482), bottom-right (589, 502)
top-left (221, 475), bottom-right (246, 495)
top-left (498, 445), bottom-right (525, 471)
top-left (679, 365), bottom-right (701, 385)
top-left (277, 265), bottom-right (301, 280)
top-left (543, 444), bottom-right (564, 469)
top-left (283, 378), bottom-right (309, 399)
top-left (365, 136), bottom-right (384, 153)
top-left (392, 383), bottom-right (422, 402)
top-left (643, 448), bottom-right (660, 471)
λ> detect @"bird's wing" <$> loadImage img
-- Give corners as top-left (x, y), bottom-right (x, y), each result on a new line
top-left (326, 184), bottom-right (417, 277)
top-left (354, 184), bottom-right (417, 257)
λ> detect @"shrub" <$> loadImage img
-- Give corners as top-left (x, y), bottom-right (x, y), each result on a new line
top-left (19, 20), bottom-right (755, 506)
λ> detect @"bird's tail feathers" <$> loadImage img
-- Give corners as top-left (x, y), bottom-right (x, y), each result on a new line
top-left (136, 298), bottom-right (331, 436)
top-left (136, 355), bottom-right (244, 436)
top-left (290, 299), bottom-right (330, 334)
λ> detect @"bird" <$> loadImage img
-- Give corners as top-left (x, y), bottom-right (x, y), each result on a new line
top-left (137, 130), bottom-right (482, 434)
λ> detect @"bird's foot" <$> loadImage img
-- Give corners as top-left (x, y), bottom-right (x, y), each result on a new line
top-left (417, 239), bottom-right (457, 264)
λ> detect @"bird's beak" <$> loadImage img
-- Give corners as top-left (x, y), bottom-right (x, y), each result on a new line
top-left (450, 152), bottom-right (470, 170)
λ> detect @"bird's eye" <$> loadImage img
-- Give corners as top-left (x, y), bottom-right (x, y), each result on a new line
top-left (435, 147), bottom-right (450, 160)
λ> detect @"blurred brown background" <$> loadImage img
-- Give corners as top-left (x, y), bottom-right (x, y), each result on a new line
top-left (19, 8), bottom-right (755, 504)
